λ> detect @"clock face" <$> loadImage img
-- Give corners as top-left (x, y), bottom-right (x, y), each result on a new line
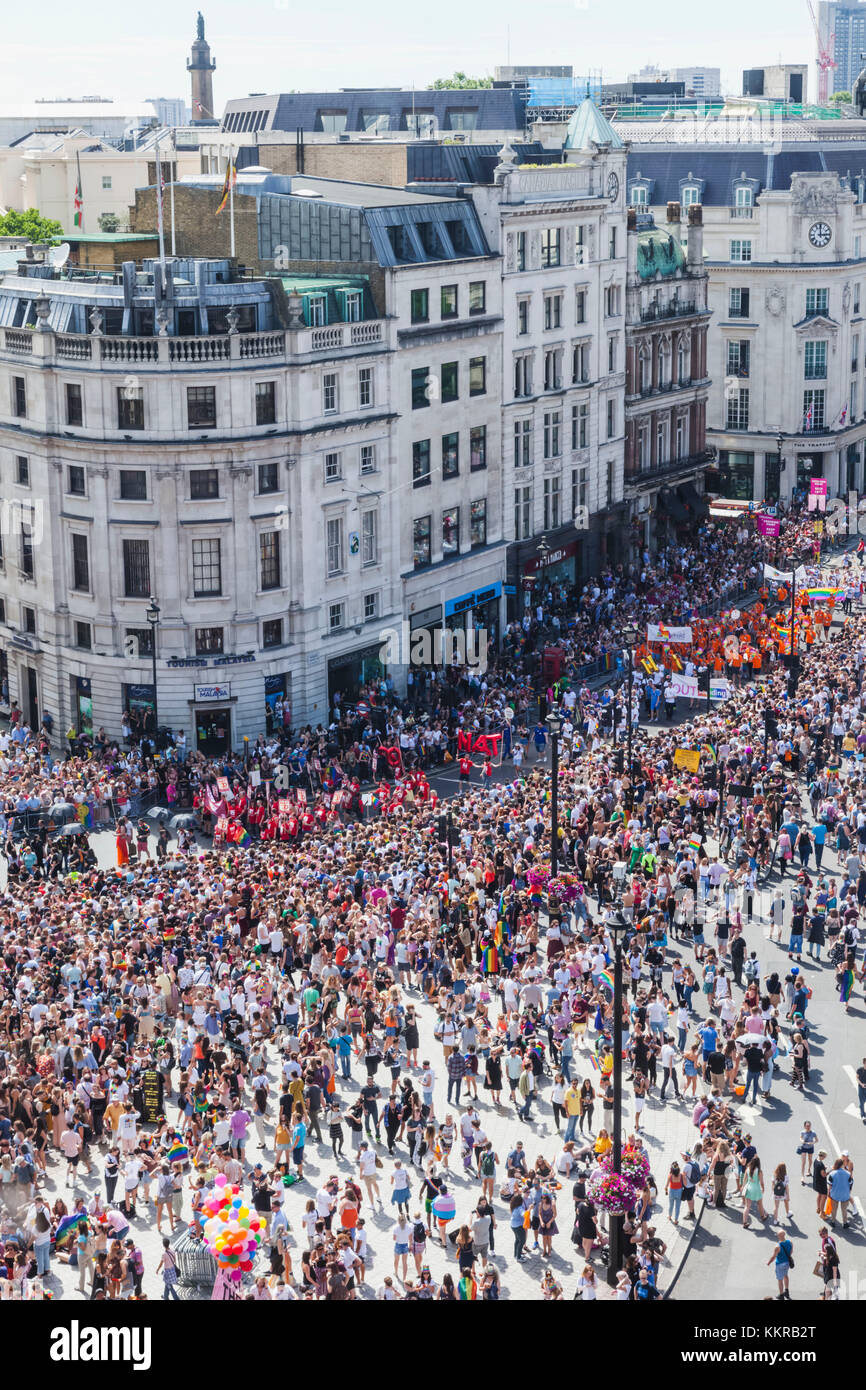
top-left (809, 221), bottom-right (832, 248)
top-left (607, 172), bottom-right (619, 202)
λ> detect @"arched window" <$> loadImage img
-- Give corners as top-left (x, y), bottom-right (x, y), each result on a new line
top-left (638, 343), bottom-right (651, 392)
top-left (677, 338), bottom-right (690, 385)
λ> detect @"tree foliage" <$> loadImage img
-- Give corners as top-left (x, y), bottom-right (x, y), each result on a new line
top-left (0, 207), bottom-right (63, 242)
top-left (429, 72), bottom-right (493, 89)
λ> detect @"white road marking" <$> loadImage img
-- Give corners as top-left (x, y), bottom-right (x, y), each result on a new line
top-left (843, 1064), bottom-right (859, 1092)
top-left (817, 1105), bottom-right (864, 1221)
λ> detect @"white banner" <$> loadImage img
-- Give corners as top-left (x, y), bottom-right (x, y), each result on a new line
top-left (669, 675), bottom-right (732, 701)
top-left (647, 624), bottom-right (693, 644)
top-left (763, 563), bottom-right (808, 586)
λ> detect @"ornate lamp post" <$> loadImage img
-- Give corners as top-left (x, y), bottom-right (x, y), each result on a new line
top-left (606, 907), bottom-right (630, 1287)
top-left (546, 702), bottom-right (562, 877)
top-left (621, 621), bottom-right (640, 809)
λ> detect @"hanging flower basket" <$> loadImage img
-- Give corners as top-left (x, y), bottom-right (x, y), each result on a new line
top-left (587, 1167), bottom-right (637, 1214)
top-left (603, 1146), bottom-right (651, 1188)
top-left (548, 873), bottom-right (580, 904)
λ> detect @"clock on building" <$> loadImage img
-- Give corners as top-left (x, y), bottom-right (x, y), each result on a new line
top-left (809, 221), bottom-right (832, 248)
top-left (607, 172), bottom-right (619, 202)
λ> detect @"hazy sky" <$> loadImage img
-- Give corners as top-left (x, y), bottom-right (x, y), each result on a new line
top-left (0, 0), bottom-right (818, 107)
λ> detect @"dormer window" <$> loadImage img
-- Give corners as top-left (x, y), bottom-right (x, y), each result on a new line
top-left (682, 185), bottom-right (700, 208)
top-left (631, 186), bottom-right (649, 207)
top-left (735, 186), bottom-right (753, 207)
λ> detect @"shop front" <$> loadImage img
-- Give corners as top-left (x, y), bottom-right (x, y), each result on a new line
top-left (443, 582), bottom-right (502, 654)
top-left (709, 451), bottom-right (755, 501)
top-left (513, 537), bottom-right (580, 617)
top-left (194, 686), bottom-right (233, 756)
top-left (327, 641), bottom-right (386, 712)
top-left (122, 683), bottom-right (156, 741)
top-left (796, 453), bottom-right (824, 494)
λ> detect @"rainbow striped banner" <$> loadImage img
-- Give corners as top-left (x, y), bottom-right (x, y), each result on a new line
top-left (806, 588), bottom-right (839, 601)
top-left (599, 968), bottom-right (615, 994)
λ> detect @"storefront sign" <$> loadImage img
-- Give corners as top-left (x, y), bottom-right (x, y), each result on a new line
top-left (409, 604), bottom-right (443, 631)
top-left (522, 541), bottom-right (578, 576)
top-left (328, 642), bottom-right (384, 673)
top-left (444, 582), bottom-right (502, 619)
top-left (195, 684), bottom-right (231, 702)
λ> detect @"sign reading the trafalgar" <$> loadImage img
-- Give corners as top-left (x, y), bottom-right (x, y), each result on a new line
top-left (647, 624), bottom-right (693, 644)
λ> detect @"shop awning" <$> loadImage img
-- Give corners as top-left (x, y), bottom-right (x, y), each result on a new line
top-left (677, 481), bottom-right (710, 518)
top-left (657, 488), bottom-right (689, 523)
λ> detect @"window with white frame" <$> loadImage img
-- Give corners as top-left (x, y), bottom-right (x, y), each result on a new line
top-left (637, 425), bottom-right (649, 469)
top-left (543, 409), bottom-right (562, 459)
top-left (804, 340), bottom-right (827, 380)
top-left (361, 510), bottom-right (378, 566)
top-left (606, 398), bottom-right (616, 438)
top-left (638, 343), bottom-right (651, 392)
top-left (324, 451), bottom-right (342, 482)
top-left (575, 288), bottom-right (587, 323)
top-left (514, 353), bottom-right (533, 397)
top-left (675, 414), bottom-right (688, 459)
top-left (726, 387), bottom-right (750, 430)
top-left (544, 349), bottom-right (562, 391)
top-left (514, 417), bottom-right (532, 467)
top-left (572, 341), bottom-right (590, 384)
top-left (608, 336), bottom-right (617, 373)
top-left (328, 601), bottom-right (345, 631)
top-left (543, 475), bottom-right (561, 529)
top-left (543, 293), bottom-right (563, 330)
top-left (730, 239), bottom-right (752, 262)
top-left (343, 292), bottom-right (362, 322)
top-left (677, 338), bottom-right (690, 383)
top-left (363, 592), bottom-right (378, 621)
top-left (572, 402), bottom-right (588, 450)
top-left (326, 516), bottom-right (344, 576)
top-left (656, 418), bottom-right (668, 464)
top-left (514, 485), bottom-right (532, 540)
top-left (630, 185), bottom-right (648, 206)
top-left (803, 388), bottom-right (825, 430)
top-left (323, 372), bottom-right (338, 413)
top-left (358, 367), bottom-right (374, 408)
top-left (571, 466), bottom-right (587, 517)
top-left (682, 185), bottom-right (700, 207)
top-left (360, 444), bottom-right (377, 475)
top-left (308, 295), bottom-right (327, 327)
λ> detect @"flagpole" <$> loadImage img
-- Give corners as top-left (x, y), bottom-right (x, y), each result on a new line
top-left (155, 139), bottom-right (166, 292)
top-left (75, 149), bottom-right (84, 231)
top-left (169, 128), bottom-right (176, 257)
top-left (228, 140), bottom-right (236, 259)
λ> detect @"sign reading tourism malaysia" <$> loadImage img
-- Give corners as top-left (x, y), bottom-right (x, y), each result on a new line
top-left (647, 624), bottom-right (693, 644)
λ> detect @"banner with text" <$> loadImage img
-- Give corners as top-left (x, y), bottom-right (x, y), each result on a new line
top-left (647, 624), bottom-right (693, 644)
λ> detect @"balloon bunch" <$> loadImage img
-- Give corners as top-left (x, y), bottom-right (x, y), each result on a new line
top-left (201, 1173), bottom-right (262, 1280)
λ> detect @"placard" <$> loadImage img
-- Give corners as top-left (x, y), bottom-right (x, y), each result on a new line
top-left (647, 624), bottom-right (693, 645)
top-left (810, 478), bottom-right (828, 496)
top-left (674, 748), bottom-right (701, 773)
top-left (140, 1068), bottom-right (163, 1124)
top-left (278, 798), bottom-right (291, 814)
top-left (756, 515), bottom-right (780, 537)
top-left (249, 769), bottom-right (261, 787)
top-left (216, 776), bottom-right (230, 795)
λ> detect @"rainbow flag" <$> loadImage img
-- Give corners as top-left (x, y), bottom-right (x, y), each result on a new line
top-left (481, 944), bottom-right (500, 975)
top-left (53, 1210), bottom-right (88, 1249)
top-left (657, 622), bottom-right (671, 640)
top-left (700, 743), bottom-right (717, 764)
top-left (806, 588), bottom-right (839, 602)
top-left (458, 1275), bottom-right (478, 1300)
top-left (166, 1140), bottom-right (189, 1164)
top-left (599, 968), bottom-right (615, 995)
top-left (688, 836), bottom-right (702, 853)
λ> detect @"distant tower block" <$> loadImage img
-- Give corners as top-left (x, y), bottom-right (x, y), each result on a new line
top-left (188, 11), bottom-right (216, 123)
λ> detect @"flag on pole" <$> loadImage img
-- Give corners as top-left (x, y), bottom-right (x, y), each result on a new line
top-left (803, 403), bottom-right (813, 431)
top-left (73, 151), bottom-right (83, 229)
top-left (839, 404), bottom-right (848, 427)
top-left (216, 156), bottom-right (236, 216)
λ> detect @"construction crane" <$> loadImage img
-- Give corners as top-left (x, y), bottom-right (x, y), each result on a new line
top-left (807, 0), bottom-right (837, 105)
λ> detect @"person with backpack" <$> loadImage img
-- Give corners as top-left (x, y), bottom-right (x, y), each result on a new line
top-left (125, 1238), bottom-right (145, 1297)
top-left (29, 1195), bottom-right (53, 1277)
top-left (478, 1143), bottom-right (499, 1201)
top-left (767, 1229), bottom-right (794, 1300)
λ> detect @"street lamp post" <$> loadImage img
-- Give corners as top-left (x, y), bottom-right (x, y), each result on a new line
top-left (546, 703), bottom-right (562, 877)
top-left (606, 908), bottom-right (630, 1287)
top-left (145, 595), bottom-right (160, 753)
top-left (621, 622), bottom-right (640, 810)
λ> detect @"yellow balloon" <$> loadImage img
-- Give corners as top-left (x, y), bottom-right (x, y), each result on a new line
top-left (238, 1207), bottom-right (249, 1219)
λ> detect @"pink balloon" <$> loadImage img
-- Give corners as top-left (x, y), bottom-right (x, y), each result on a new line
top-left (215, 1174), bottom-right (227, 1186)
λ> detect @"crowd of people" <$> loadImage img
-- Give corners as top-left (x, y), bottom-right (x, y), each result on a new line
top-left (0, 498), bottom-right (864, 1301)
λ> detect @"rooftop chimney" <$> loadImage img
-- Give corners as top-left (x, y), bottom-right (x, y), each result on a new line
top-left (687, 202), bottom-right (704, 272)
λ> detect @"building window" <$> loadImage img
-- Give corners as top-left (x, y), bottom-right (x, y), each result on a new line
top-left (16, 456), bottom-right (29, 487)
top-left (442, 432), bottom-right (460, 479)
top-left (514, 485), bottom-right (532, 540)
top-left (572, 342), bottom-right (590, 384)
top-left (575, 224), bottom-right (586, 264)
top-left (728, 287), bottom-right (750, 319)
top-left (608, 336), bottom-right (616, 373)
top-left (413, 515), bottom-right (431, 569)
top-left (342, 291), bottom-right (362, 322)
top-left (607, 458), bottom-right (616, 506)
top-left (541, 227), bottom-right (561, 268)
top-left (65, 382), bottom-right (83, 426)
top-left (257, 461), bottom-right (279, 494)
top-left (514, 418), bottom-right (532, 467)
top-left (856, 284), bottom-right (862, 315)
top-left (190, 468), bottom-right (219, 499)
top-left (676, 414), bottom-right (689, 459)
top-left (122, 538), bottom-right (151, 597)
top-left (125, 626), bottom-right (153, 657)
top-left (576, 289), bottom-right (587, 324)
top-left (442, 506), bottom-right (460, 556)
top-left (543, 293), bottom-right (562, 330)
top-left (603, 285), bottom-right (620, 317)
top-left (469, 281), bottom-right (486, 315)
top-left (470, 499), bottom-right (487, 548)
top-left (805, 287), bottom-right (828, 317)
top-left (469, 356), bottom-right (486, 396)
top-left (516, 231), bottom-right (526, 271)
top-left (263, 618), bottom-right (283, 648)
top-left (101, 174), bottom-right (112, 190)
top-left (637, 426), bottom-right (649, 469)
top-left (727, 340), bottom-right (750, 377)
top-left (543, 476), bottom-right (561, 530)
top-left (361, 510), bottom-right (378, 566)
top-left (195, 626), bottom-right (224, 655)
top-left (324, 451), bottom-right (343, 483)
top-left (411, 288), bottom-right (429, 323)
top-left (682, 185), bottom-right (700, 207)
top-left (517, 298), bottom-right (530, 335)
top-left (117, 385), bottom-right (144, 430)
top-left (514, 354), bottom-right (533, 397)
top-left (411, 367), bottom-right (430, 409)
top-left (259, 531), bottom-right (281, 590)
top-left (572, 402), bottom-right (588, 450)
top-left (730, 239), bottom-right (752, 262)
top-left (326, 517), bottom-right (344, 577)
top-left (678, 339), bottom-right (690, 383)
top-left (656, 418), bottom-right (668, 464)
top-left (609, 226), bottom-right (618, 260)
top-left (470, 425), bottom-right (487, 471)
top-left (441, 362), bottom-right (458, 403)
top-left (322, 373), bottom-right (338, 413)
top-left (630, 186), bottom-right (648, 206)
top-left (734, 185), bottom-right (753, 208)
top-left (119, 469), bottom-right (147, 500)
top-left (544, 349), bottom-right (562, 391)
top-left (441, 284), bottom-right (458, 319)
top-left (726, 387), bottom-right (750, 430)
top-left (75, 621), bottom-right (91, 650)
top-left (19, 506), bottom-right (34, 580)
top-left (328, 603), bottom-right (345, 632)
top-left (187, 386), bottom-right (216, 429)
top-left (607, 399), bottom-right (616, 438)
top-left (12, 376), bottom-right (26, 418)
top-left (192, 537), bottom-right (222, 596)
top-left (71, 533), bottom-right (89, 591)
top-left (543, 410), bottom-right (562, 459)
top-left (803, 388), bottom-right (825, 430)
top-left (804, 340), bottom-right (828, 379)
top-left (572, 466), bottom-right (587, 518)
top-left (360, 444), bottom-right (377, 475)
top-left (358, 367), bottom-right (373, 408)
top-left (255, 381), bottom-right (276, 425)
top-left (307, 295), bottom-right (327, 327)
top-left (363, 592), bottom-right (378, 621)
top-left (413, 439), bottom-right (431, 487)
top-left (22, 606), bottom-right (35, 635)
top-left (67, 464), bottom-right (85, 496)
